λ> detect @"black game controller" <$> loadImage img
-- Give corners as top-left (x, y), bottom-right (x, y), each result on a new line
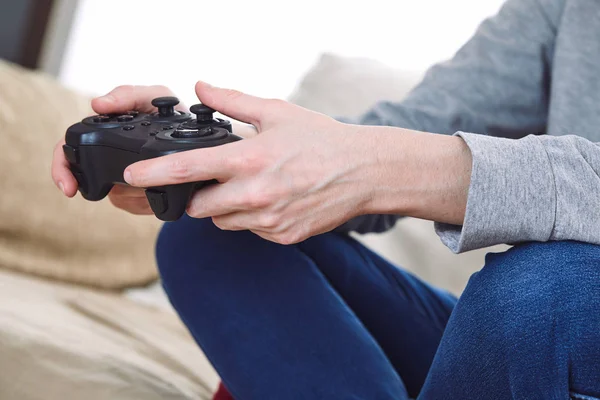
top-left (63, 96), bottom-right (242, 221)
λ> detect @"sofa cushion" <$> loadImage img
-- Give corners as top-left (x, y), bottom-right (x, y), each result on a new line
top-left (0, 60), bottom-right (162, 289)
top-left (0, 268), bottom-right (218, 400)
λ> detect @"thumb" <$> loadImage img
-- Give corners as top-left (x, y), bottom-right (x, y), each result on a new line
top-left (195, 81), bottom-right (268, 128)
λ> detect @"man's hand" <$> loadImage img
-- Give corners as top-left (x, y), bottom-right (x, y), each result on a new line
top-left (51, 85), bottom-right (184, 214)
top-left (50, 84), bottom-right (258, 215)
top-left (124, 81), bottom-right (374, 244)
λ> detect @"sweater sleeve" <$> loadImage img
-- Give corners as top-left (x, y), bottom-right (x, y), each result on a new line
top-left (336, 0), bottom-right (565, 235)
top-left (436, 134), bottom-right (600, 253)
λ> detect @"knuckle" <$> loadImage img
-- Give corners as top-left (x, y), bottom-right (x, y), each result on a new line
top-left (257, 212), bottom-right (281, 230)
top-left (211, 216), bottom-right (229, 230)
top-left (244, 148), bottom-right (268, 169)
top-left (185, 199), bottom-right (201, 218)
top-left (151, 85), bottom-right (173, 95)
top-left (267, 98), bottom-right (288, 108)
top-left (168, 159), bottom-right (192, 182)
top-left (222, 88), bottom-right (244, 102)
top-left (223, 153), bottom-right (246, 171)
top-left (274, 231), bottom-right (302, 246)
top-left (186, 206), bottom-right (199, 218)
top-left (113, 84), bottom-right (135, 94)
top-left (243, 192), bottom-right (271, 209)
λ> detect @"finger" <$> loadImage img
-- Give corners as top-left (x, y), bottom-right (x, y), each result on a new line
top-left (210, 214), bottom-right (248, 231)
top-left (195, 81), bottom-right (275, 128)
top-left (108, 184), bottom-right (148, 198)
top-left (232, 122), bottom-right (259, 139)
top-left (210, 211), bottom-right (278, 232)
top-left (185, 182), bottom-right (250, 219)
top-left (92, 85), bottom-right (184, 115)
top-left (108, 194), bottom-right (153, 215)
top-left (51, 139), bottom-right (78, 197)
top-left (249, 229), bottom-right (285, 244)
top-left (124, 141), bottom-right (245, 187)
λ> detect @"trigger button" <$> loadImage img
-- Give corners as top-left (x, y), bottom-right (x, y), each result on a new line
top-left (146, 189), bottom-right (168, 215)
top-left (62, 145), bottom-right (79, 164)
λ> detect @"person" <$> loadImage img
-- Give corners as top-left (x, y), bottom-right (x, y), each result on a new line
top-left (52, 0), bottom-right (600, 398)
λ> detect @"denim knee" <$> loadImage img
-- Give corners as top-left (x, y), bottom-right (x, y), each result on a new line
top-left (155, 216), bottom-right (226, 292)
top-left (459, 241), bottom-right (600, 349)
top-left (468, 241), bottom-right (600, 307)
top-left (421, 241), bottom-right (600, 399)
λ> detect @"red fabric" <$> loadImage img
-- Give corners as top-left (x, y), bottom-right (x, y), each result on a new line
top-left (213, 382), bottom-right (234, 400)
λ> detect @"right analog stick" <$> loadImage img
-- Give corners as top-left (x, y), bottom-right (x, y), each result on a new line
top-left (190, 104), bottom-right (216, 123)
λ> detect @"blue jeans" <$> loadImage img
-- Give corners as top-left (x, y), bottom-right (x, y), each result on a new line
top-left (156, 216), bottom-right (600, 399)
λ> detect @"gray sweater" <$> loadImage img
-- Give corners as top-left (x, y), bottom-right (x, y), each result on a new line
top-left (339, 0), bottom-right (600, 253)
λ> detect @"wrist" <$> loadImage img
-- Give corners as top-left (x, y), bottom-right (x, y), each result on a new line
top-left (351, 125), bottom-right (472, 225)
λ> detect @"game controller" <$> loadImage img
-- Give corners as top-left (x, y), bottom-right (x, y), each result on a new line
top-left (63, 96), bottom-right (242, 221)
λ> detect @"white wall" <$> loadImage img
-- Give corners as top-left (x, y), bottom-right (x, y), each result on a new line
top-left (60, 0), bottom-right (505, 106)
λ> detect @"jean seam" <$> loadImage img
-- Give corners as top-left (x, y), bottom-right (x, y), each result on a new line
top-left (570, 392), bottom-right (600, 400)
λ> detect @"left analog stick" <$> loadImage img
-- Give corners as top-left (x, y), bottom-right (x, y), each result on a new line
top-left (152, 96), bottom-right (180, 117)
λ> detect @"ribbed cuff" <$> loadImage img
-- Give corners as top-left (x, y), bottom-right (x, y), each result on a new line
top-left (435, 132), bottom-right (556, 253)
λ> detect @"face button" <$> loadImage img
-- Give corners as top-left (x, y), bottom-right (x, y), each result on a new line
top-left (162, 125), bottom-right (174, 130)
top-left (117, 115), bottom-right (135, 122)
top-left (127, 110), bottom-right (139, 116)
top-left (93, 115), bottom-right (111, 123)
top-left (149, 131), bottom-right (159, 136)
top-left (141, 121), bottom-right (152, 126)
top-left (123, 125), bottom-right (135, 131)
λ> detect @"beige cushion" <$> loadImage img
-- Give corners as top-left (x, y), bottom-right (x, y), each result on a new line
top-left (289, 53), bottom-right (508, 295)
top-left (0, 60), bottom-right (162, 289)
top-left (0, 268), bottom-right (218, 400)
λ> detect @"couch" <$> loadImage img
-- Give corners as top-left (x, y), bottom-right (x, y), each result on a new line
top-left (0, 54), bottom-right (506, 399)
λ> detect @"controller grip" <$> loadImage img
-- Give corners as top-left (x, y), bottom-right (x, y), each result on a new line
top-left (145, 181), bottom-right (213, 221)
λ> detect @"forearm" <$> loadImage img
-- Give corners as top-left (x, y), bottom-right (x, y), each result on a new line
top-left (335, 0), bottom-right (559, 235)
top-left (348, 125), bottom-right (472, 226)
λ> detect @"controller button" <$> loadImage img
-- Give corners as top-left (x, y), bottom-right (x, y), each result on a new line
top-left (149, 131), bottom-right (159, 136)
top-left (93, 115), bottom-right (111, 123)
top-left (123, 125), bottom-right (135, 131)
top-left (127, 110), bottom-right (139, 116)
top-left (162, 125), bottom-right (174, 130)
top-left (117, 115), bottom-right (134, 122)
top-left (146, 189), bottom-right (168, 215)
top-left (152, 96), bottom-right (180, 117)
top-left (62, 145), bottom-right (79, 164)
top-left (141, 121), bottom-right (152, 126)
top-left (190, 104), bottom-right (216, 122)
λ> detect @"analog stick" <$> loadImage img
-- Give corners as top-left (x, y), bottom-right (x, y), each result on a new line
top-left (190, 104), bottom-right (216, 122)
top-left (152, 96), bottom-right (180, 117)
top-left (172, 104), bottom-right (217, 138)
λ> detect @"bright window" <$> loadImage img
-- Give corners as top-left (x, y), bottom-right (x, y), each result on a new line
top-left (60, 0), bottom-right (505, 105)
